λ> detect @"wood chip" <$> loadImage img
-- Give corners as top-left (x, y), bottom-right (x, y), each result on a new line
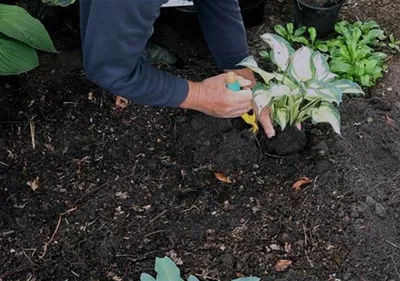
top-left (292, 177), bottom-right (312, 191)
top-left (274, 259), bottom-right (292, 272)
top-left (214, 172), bottom-right (233, 183)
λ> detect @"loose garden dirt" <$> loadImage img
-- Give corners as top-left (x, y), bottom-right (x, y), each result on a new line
top-left (1, 0), bottom-right (400, 280)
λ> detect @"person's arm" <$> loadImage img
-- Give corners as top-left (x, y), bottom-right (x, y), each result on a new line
top-left (79, 0), bottom-right (188, 107)
top-left (192, 0), bottom-right (250, 70)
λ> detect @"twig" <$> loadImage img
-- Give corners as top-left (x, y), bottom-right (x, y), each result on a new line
top-left (264, 151), bottom-right (284, 159)
top-left (29, 119), bottom-right (35, 149)
top-left (304, 250), bottom-right (314, 267)
top-left (0, 161), bottom-right (9, 167)
top-left (38, 206), bottom-right (77, 259)
top-left (391, 255), bottom-right (400, 281)
top-left (146, 210), bottom-right (168, 227)
top-left (144, 230), bottom-right (166, 238)
top-left (386, 240), bottom-right (400, 250)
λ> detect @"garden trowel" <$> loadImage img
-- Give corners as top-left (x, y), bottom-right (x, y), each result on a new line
top-left (225, 72), bottom-right (259, 134)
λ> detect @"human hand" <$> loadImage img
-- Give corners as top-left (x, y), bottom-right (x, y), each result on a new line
top-left (180, 73), bottom-right (253, 118)
top-left (225, 69), bottom-right (276, 138)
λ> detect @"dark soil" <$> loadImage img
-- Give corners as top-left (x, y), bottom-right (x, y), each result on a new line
top-left (1, 1), bottom-right (400, 281)
top-left (300, 0), bottom-right (343, 8)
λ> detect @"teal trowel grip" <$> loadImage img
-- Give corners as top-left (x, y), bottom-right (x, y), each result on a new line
top-left (226, 81), bottom-right (241, 91)
top-left (225, 72), bottom-right (241, 91)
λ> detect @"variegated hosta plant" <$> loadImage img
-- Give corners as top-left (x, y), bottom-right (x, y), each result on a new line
top-left (238, 33), bottom-right (365, 135)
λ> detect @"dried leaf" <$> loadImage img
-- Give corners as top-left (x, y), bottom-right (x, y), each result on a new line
top-left (27, 177), bottom-right (40, 191)
top-left (166, 249), bottom-right (183, 265)
top-left (292, 177), bottom-right (312, 190)
top-left (274, 259), bottom-right (292, 272)
top-left (385, 114), bottom-right (396, 128)
top-left (115, 96), bottom-right (128, 109)
top-left (214, 172), bottom-right (233, 183)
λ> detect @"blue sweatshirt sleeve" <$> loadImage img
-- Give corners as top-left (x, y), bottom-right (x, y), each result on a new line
top-left (79, 0), bottom-right (188, 107)
top-left (193, 0), bottom-right (250, 69)
top-left (79, 0), bottom-right (250, 107)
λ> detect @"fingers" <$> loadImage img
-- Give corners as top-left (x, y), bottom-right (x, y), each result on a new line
top-left (237, 76), bottom-right (252, 88)
top-left (258, 107), bottom-right (276, 138)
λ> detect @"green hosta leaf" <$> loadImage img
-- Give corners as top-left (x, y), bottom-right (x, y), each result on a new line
top-left (141, 273), bottom-right (156, 281)
top-left (294, 26), bottom-right (307, 37)
top-left (155, 257), bottom-right (184, 281)
top-left (317, 43), bottom-right (329, 52)
top-left (237, 56), bottom-right (275, 83)
top-left (274, 107), bottom-right (288, 130)
top-left (0, 34), bottom-right (38, 75)
top-left (259, 50), bottom-right (270, 59)
top-left (188, 275), bottom-right (200, 281)
top-left (269, 83), bottom-right (291, 97)
top-left (308, 27), bottom-right (317, 44)
top-left (330, 79), bottom-right (364, 95)
top-left (360, 20), bottom-right (380, 33)
top-left (293, 36), bottom-right (309, 45)
top-left (261, 33), bottom-right (295, 71)
top-left (360, 75), bottom-right (371, 86)
top-left (274, 25), bottom-right (288, 38)
top-left (329, 59), bottom-right (352, 74)
top-left (311, 102), bottom-right (341, 135)
top-left (312, 52), bottom-right (336, 81)
top-left (0, 4), bottom-right (56, 52)
top-left (287, 23), bottom-right (294, 35)
top-left (289, 46), bottom-right (314, 83)
top-left (365, 59), bottom-right (378, 73)
top-left (362, 29), bottom-right (385, 44)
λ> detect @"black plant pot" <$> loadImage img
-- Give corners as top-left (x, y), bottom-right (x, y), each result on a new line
top-left (161, 0), bottom-right (266, 39)
top-left (293, 0), bottom-right (346, 37)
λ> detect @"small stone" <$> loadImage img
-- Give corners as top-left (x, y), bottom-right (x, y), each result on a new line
top-left (281, 233), bottom-right (291, 242)
top-left (269, 244), bottom-right (282, 251)
top-left (365, 196), bottom-right (375, 206)
top-left (312, 141), bottom-right (329, 152)
top-left (343, 272), bottom-right (352, 280)
top-left (375, 203), bottom-right (386, 218)
top-left (367, 117), bottom-right (373, 123)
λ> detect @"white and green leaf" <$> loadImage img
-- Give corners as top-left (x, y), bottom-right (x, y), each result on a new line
top-left (288, 46), bottom-right (314, 83)
top-left (274, 107), bottom-right (288, 130)
top-left (330, 79), bottom-right (364, 95)
top-left (312, 52), bottom-right (336, 81)
top-left (237, 56), bottom-right (276, 83)
top-left (306, 80), bottom-right (342, 104)
top-left (260, 33), bottom-right (295, 71)
top-left (311, 102), bottom-right (341, 135)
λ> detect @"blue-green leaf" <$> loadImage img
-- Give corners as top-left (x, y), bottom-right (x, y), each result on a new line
top-left (188, 275), bottom-right (200, 281)
top-left (141, 273), bottom-right (156, 281)
top-left (155, 257), bottom-right (184, 281)
top-left (233, 277), bottom-right (261, 281)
